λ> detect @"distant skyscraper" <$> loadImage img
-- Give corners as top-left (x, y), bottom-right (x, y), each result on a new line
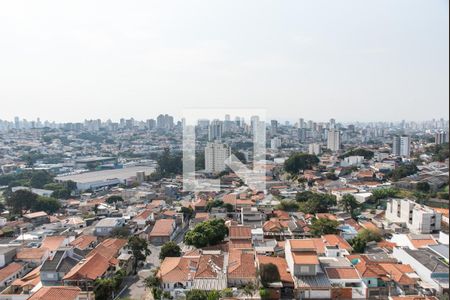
top-left (270, 137), bottom-right (282, 150)
top-left (435, 131), bottom-right (449, 145)
top-left (205, 142), bottom-right (230, 173)
top-left (392, 136), bottom-right (401, 156)
top-left (270, 120), bottom-right (278, 136)
top-left (298, 118), bottom-right (305, 129)
top-left (208, 120), bottom-right (223, 141)
top-left (308, 143), bottom-right (321, 155)
top-left (157, 114), bottom-right (174, 130)
top-left (400, 136), bottom-right (411, 157)
top-left (327, 129), bottom-right (341, 152)
top-left (329, 118), bottom-right (336, 129)
top-left (393, 135), bottom-right (411, 157)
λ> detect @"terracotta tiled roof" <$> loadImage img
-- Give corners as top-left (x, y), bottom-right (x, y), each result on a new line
top-left (433, 208), bottom-right (449, 218)
top-left (63, 253), bottom-right (111, 281)
top-left (289, 239), bottom-right (316, 250)
top-left (263, 219), bottom-right (289, 232)
top-left (229, 226), bottom-right (252, 240)
top-left (273, 210), bottom-right (290, 220)
top-left (227, 249), bottom-right (256, 279)
top-left (0, 262), bottom-right (23, 282)
top-left (87, 238), bottom-right (126, 261)
top-left (159, 257), bottom-right (198, 283)
top-left (11, 266), bottom-right (41, 289)
top-left (291, 251), bottom-right (319, 265)
top-left (40, 236), bottom-right (66, 252)
top-left (195, 254), bottom-right (224, 278)
top-left (326, 267), bottom-right (360, 280)
top-left (70, 235), bottom-right (97, 250)
top-left (28, 286), bottom-right (81, 300)
top-left (229, 241), bottom-right (253, 250)
top-left (378, 263), bottom-right (417, 285)
top-left (409, 236), bottom-right (437, 249)
top-left (359, 221), bottom-right (380, 232)
top-left (16, 248), bottom-right (48, 260)
top-left (149, 219), bottom-right (175, 237)
top-left (134, 209), bottom-right (153, 221)
top-left (344, 218), bottom-right (362, 231)
top-left (316, 213), bottom-right (338, 221)
top-left (257, 255), bottom-right (293, 284)
top-left (323, 235), bottom-right (352, 251)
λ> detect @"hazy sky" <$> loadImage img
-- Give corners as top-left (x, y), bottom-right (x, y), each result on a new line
top-left (0, 0), bottom-right (448, 123)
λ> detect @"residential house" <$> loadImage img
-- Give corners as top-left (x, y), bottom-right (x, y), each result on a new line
top-left (227, 249), bottom-right (257, 287)
top-left (0, 247), bottom-right (16, 268)
top-left (28, 286), bottom-right (82, 300)
top-left (0, 263), bottom-right (27, 290)
top-left (40, 250), bottom-right (81, 286)
top-left (94, 218), bottom-right (126, 237)
top-left (23, 212), bottom-right (50, 226)
top-left (393, 247), bottom-right (449, 295)
top-left (16, 248), bottom-right (49, 268)
top-left (149, 219), bottom-right (176, 245)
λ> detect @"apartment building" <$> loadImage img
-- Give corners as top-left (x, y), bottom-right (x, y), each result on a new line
top-left (385, 198), bottom-right (442, 234)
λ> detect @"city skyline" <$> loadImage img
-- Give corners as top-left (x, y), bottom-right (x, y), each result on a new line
top-left (0, 0), bottom-right (449, 122)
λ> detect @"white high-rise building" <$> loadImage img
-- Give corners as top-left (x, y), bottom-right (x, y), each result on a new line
top-left (327, 129), bottom-right (341, 152)
top-left (208, 120), bottom-right (223, 141)
top-left (392, 136), bottom-right (401, 156)
top-left (271, 137), bottom-right (282, 150)
top-left (308, 143), bottom-right (321, 155)
top-left (400, 136), bottom-right (411, 157)
top-left (205, 142), bottom-right (231, 173)
top-left (435, 132), bottom-right (449, 145)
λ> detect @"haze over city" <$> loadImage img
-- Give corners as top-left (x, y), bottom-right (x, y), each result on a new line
top-left (0, 0), bottom-right (449, 122)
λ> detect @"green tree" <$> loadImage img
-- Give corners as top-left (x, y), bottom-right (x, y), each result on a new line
top-left (29, 170), bottom-right (54, 188)
top-left (259, 263), bottom-right (281, 287)
top-left (277, 199), bottom-right (299, 212)
top-left (357, 228), bottom-right (382, 243)
top-left (206, 199), bottom-right (224, 211)
top-left (6, 190), bottom-right (38, 215)
top-left (110, 226), bottom-right (131, 238)
top-left (93, 278), bottom-right (115, 300)
top-left (296, 192), bottom-right (337, 214)
top-left (416, 182), bottom-right (431, 193)
top-left (388, 163), bottom-right (419, 181)
top-left (33, 196), bottom-right (61, 214)
top-left (128, 236), bottom-right (150, 273)
top-left (207, 290), bottom-right (221, 300)
top-left (350, 236), bottom-right (366, 253)
top-left (184, 219), bottom-right (228, 248)
top-left (157, 148), bottom-right (182, 177)
top-left (144, 273), bottom-right (161, 290)
top-left (310, 218), bottom-right (340, 236)
top-left (186, 289), bottom-right (208, 300)
top-left (349, 229), bottom-right (382, 253)
top-left (284, 153), bottom-right (319, 175)
top-left (339, 194), bottom-right (359, 215)
top-left (243, 283), bottom-right (256, 298)
top-left (339, 148), bottom-right (374, 160)
top-left (106, 195), bottom-right (124, 204)
top-left (159, 241), bottom-right (181, 260)
top-left (221, 288), bottom-right (233, 297)
top-left (180, 206), bottom-right (194, 219)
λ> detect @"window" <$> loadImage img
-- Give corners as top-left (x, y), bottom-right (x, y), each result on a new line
top-left (300, 266), bottom-right (310, 273)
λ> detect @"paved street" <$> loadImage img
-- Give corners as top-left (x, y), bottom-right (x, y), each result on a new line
top-left (118, 245), bottom-right (161, 300)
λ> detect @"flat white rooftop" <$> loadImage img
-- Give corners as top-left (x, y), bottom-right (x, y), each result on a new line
top-left (56, 166), bottom-right (155, 183)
